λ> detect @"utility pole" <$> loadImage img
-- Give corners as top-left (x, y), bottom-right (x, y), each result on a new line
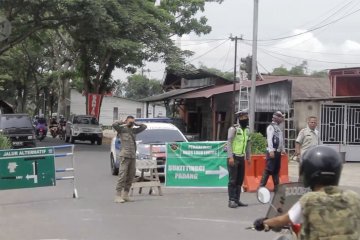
top-left (249, 0), bottom-right (259, 133)
top-left (230, 35), bottom-right (243, 124)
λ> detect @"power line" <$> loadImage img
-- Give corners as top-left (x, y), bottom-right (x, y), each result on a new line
top-left (222, 41), bottom-right (233, 71)
top-left (242, 7), bottom-right (360, 42)
top-left (263, 46), bottom-right (360, 57)
top-left (260, 47), bottom-right (360, 65)
top-left (188, 39), bottom-right (229, 62)
top-left (260, 0), bottom-right (355, 42)
top-left (181, 39), bottom-right (226, 47)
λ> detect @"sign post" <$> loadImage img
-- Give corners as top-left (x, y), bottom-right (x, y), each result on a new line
top-left (165, 141), bottom-right (228, 187)
top-left (0, 147), bottom-right (56, 190)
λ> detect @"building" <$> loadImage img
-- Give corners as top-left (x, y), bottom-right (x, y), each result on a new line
top-left (70, 89), bottom-right (166, 126)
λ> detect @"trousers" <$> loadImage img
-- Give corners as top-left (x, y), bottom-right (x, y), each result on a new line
top-left (260, 151), bottom-right (281, 190)
top-left (116, 156), bottom-right (136, 193)
top-left (227, 155), bottom-right (245, 202)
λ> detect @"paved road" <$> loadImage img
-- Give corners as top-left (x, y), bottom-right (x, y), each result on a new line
top-left (0, 137), bottom-right (359, 240)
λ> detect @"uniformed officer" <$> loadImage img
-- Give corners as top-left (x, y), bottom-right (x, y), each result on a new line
top-left (253, 145), bottom-right (360, 239)
top-left (112, 116), bottom-right (147, 203)
top-left (227, 109), bottom-right (251, 208)
top-left (259, 111), bottom-right (285, 192)
top-left (295, 116), bottom-right (321, 161)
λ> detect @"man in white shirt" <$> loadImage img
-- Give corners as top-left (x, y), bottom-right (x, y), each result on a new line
top-left (259, 111), bottom-right (285, 192)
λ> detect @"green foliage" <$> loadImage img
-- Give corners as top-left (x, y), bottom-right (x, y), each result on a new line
top-left (250, 132), bottom-right (267, 154)
top-left (198, 65), bottom-right (233, 80)
top-left (121, 74), bottom-right (163, 100)
top-left (0, 0), bottom-right (224, 114)
top-left (0, 133), bottom-right (11, 150)
top-left (272, 65), bottom-right (289, 76)
top-left (240, 55), bottom-right (252, 79)
top-left (310, 70), bottom-right (328, 77)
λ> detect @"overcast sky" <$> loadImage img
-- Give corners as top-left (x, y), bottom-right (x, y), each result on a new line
top-left (113, 0), bottom-right (360, 81)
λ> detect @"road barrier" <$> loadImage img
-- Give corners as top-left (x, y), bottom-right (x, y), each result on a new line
top-left (54, 145), bottom-right (78, 198)
top-left (0, 145), bottom-right (78, 198)
top-left (243, 154), bottom-right (289, 192)
top-left (131, 145), bottom-right (163, 196)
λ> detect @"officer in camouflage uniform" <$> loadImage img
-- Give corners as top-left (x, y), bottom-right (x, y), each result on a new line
top-left (113, 116), bottom-right (147, 203)
top-left (253, 145), bottom-right (360, 239)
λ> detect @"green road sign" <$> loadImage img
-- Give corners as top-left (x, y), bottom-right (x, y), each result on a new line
top-left (165, 141), bottom-right (228, 187)
top-left (0, 147), bottom-right (56, 190)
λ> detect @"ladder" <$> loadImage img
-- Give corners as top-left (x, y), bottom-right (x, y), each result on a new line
top-left (284, 106), bottom-right (296, 156)
top-left (237, 72), bottom-right (249, 112)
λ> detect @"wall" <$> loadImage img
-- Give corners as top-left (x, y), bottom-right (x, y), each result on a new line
top-left (293, 101), bottom-right (321, 131)
top-left (70, 90), bottom-right (166, 126)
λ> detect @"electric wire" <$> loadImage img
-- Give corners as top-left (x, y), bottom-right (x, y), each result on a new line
top-left (188, 39), bottom-right (229, 63)
top-left (259, 0), bottom-right (354, 43)
top-left (242, 7), bottom-right (360, 42)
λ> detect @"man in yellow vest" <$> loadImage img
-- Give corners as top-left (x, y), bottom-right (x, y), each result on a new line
top-left (227, 109), bottom-right (251, 208)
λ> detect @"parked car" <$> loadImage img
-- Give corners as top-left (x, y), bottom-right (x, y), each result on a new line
top-left (110, 122), bottom-right (188, 177)
top-left (0, 114), bottom-right (36, 148)
top-left (65, 114), bottom-right (103, 145)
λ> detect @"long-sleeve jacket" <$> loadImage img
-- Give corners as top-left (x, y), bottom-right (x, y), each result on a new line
top-left (112, 121), bottom-right (147, 158)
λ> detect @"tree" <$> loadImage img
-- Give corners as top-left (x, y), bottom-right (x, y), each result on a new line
top-left (122, 74), bottom-right (163, 100)
top-left (1, 0), bottom-right (224, 115)
top-left (272, 65), bottom-right (289, 76)
top-left (198, 64), bottom-right (233, 80)
top-left (288, 60), bottom-right (307, 76)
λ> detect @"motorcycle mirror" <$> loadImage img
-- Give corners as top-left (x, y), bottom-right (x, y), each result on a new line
top-left (257, 187), bottom-right (271, 204)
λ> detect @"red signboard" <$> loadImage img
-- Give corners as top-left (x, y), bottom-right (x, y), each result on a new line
top-left (87, 93), bottom-right (102, 119)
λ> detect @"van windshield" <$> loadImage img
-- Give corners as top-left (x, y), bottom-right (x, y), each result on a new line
top-left (0, 115), bottom-right (33, 129)
top-left (136, 129), bottom-right (186, 144)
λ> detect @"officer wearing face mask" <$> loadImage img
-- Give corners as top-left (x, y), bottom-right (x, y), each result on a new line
top-left (226, 109), bottom-right (251, 208)
top-left (259, 111), bottom-right (285, 192)
top-left (112, 115), bottom-right (147, 203)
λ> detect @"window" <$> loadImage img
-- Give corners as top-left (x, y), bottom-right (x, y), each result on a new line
top-left (113, 107), bottom-right (118, 121)
top-left (136, 108), bottom-right (141, 118)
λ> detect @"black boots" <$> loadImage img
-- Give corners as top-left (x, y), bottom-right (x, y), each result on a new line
top-left (228, 200), bottom-right (248, 208)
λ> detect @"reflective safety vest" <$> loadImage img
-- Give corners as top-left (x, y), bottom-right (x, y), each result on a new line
top-left (232, 127), bottom-right (249, 155)
top-left (300, 186), bottom-right (360, 240)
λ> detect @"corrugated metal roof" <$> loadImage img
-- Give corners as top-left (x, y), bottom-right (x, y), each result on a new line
top-left (142, 75), bottom-right (331, 102)
top-left (261, 75), bottom-right (331, 100)
top-left (164, 68), bottom-right (233, 86)
top-left (140, 87), bottom-right (203, 102)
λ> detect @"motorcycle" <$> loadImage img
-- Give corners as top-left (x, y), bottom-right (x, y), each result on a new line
top-left (58, 122), bottom-right (66, 140)
top-left (49, 125), bottom-right (58, 138)
top-left (248, 183), bottom-right (310, 240)
top-left (35, 123), bottom-right (47, 141)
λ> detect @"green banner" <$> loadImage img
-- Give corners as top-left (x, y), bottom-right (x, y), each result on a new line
top-left (0, 147), bottom-right (56, 190)
top-left (165, 141), bottom-right (228, 187)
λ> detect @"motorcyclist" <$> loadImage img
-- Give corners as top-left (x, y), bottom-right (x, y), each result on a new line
top-left (49, 116), bottom-right (58, 136)
top-left (253, 145), bottom-right (360, 239)
top-left (58, 115), bottom-right (66, 127)
top-left (35, 114), bottom-right (48, 135)
top-left (58, 115), bottom-right (67, 139)
top-left (49, 116), bottom-right (58, 128)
